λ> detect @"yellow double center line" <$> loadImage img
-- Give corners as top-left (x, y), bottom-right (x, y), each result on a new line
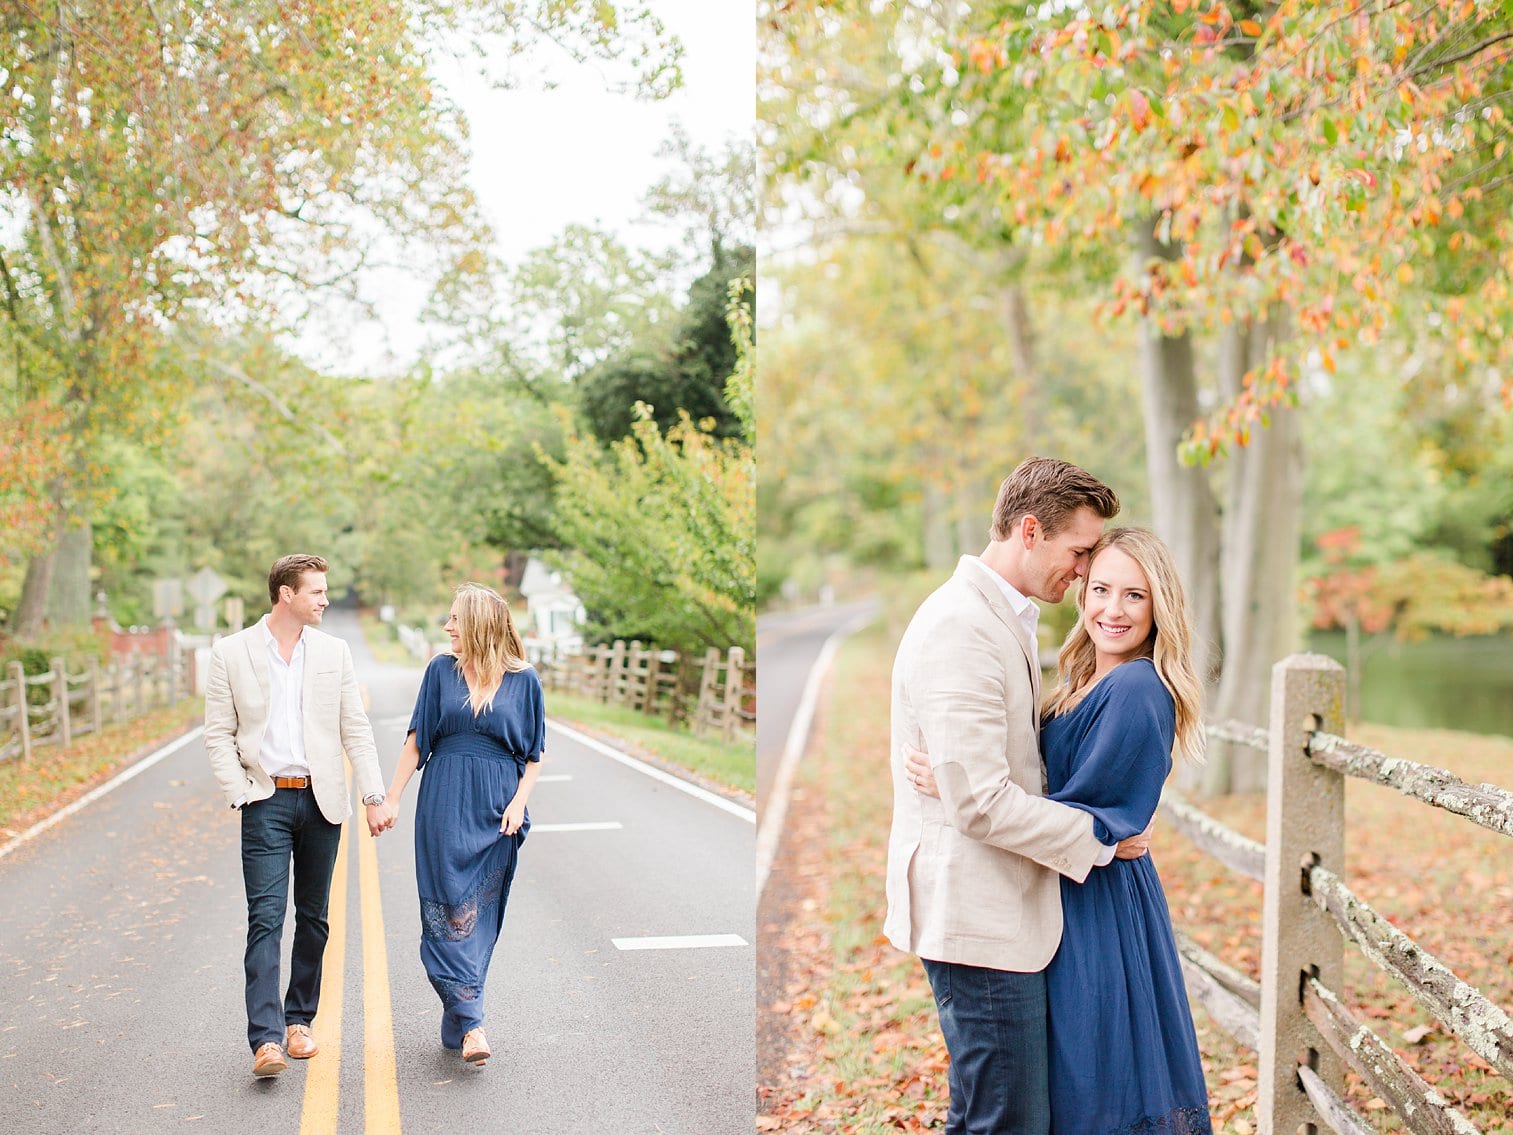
top-left (299, 775), bottom-right (403, 1133)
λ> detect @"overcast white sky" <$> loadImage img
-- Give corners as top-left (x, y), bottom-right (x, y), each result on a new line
top-left (302, 0), bottom-right (754, 376)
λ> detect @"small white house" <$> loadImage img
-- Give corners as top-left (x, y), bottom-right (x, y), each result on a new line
top-left (519, 557), bottom-right (586, 661)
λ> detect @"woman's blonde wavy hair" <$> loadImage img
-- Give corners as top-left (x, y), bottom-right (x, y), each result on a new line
top-left (1042, 527), bottom-right (1206, 765)
top-left (450, 582), bottom-right (528, 715)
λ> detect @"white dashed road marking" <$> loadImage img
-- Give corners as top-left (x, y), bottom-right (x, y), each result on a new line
top-left (611, 934), bottom-right (749, 951)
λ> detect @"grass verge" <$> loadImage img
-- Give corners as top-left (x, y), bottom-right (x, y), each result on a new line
top-left (0, 700), bottom-right (202, 836)
top-left (761, 612), bottom-right (1512, 1133)
top-left (546, 690), bottom-right (755, 797)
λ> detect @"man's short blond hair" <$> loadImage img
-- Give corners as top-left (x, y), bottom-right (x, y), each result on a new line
top-left (268, 554), bottom-right (329, 605)
top-left (989, 458), bottom-right (1119, 540)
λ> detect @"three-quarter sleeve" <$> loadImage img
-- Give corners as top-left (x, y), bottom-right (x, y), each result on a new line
top-left (517, 665), bottom-right (547, 765)
top-left (407, 655), bottom-right (449, 770)
top-left (525, 668), bottom-right (545, 762)
top-left (1046, 660), bottom-right (1175, 844)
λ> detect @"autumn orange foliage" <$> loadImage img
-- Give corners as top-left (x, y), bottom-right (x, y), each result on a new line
top-left (909, 0), bottom-right (1513, 456)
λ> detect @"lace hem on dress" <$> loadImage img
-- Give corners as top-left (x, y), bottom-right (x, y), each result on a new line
top-left (1104, 1105), bottom-right (1213, 1135)
top-left (420, 866), bottom-right (505, 943)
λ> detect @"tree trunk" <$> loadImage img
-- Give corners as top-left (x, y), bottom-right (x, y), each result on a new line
top-left (11, 544), bottom-right (57, 637)
top-left (922, 478), bottom-right (956, 571)
top-left (1133, 218), bottom-right (1224, 791)
top-left (1208, 306), bottom-right (1303, 794)
top-left (954, 478), bottom-right (982, 559)
top-left (45, 520), bottom-right (93, 628)
top-left (1003, 281), bottom-right (1041, 442)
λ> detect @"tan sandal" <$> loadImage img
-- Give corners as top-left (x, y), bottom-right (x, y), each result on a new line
top-left (462, 1027), bottom-right (491, 1065)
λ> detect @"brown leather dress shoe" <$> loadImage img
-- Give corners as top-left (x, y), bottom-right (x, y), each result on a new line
top-left (285, 1023), bottom-right (318, 1059)
top-left (462, 1028), bottom-right (491, 1065)
top-left (253, 1042), bottom-right (288, 1078)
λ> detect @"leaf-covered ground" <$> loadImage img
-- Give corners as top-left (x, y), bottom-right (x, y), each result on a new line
top-left (0, 700), bottom-right (202, 836)
top-left (757, 622), bottom-right (1512, 1133)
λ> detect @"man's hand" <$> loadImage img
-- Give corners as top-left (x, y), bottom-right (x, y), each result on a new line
top-left (903, 745), bottom-right (941, 799)
top-left (907, 738), bottom-right (1153, 863)
top-left (1114, 819), bottom-right (1154, 860)
top-left (365, 801), bottom-right (396, 837)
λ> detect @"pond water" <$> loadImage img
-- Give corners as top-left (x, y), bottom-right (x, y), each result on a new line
top-left (1306, 631), bottom-right (1513, 739)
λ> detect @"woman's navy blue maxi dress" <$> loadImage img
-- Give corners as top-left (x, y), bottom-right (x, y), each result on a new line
top-left (1042, 658), bottom-right (1211, 1135)
top-left (407, 654), bottom-right (544, 1049)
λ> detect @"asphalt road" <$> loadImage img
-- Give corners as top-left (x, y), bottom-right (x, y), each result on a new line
top-left (754, 601), bottom-right (878, 819)
top-left (0, 611), bottom-right (754, 1135)
top-left (753, 601), bottom-right (877, 1094)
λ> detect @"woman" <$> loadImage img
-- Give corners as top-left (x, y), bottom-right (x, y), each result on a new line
top-left (908, 527), bottom-right (1211, 1135)
top-left (383, 583), bottom-right (544, 1066)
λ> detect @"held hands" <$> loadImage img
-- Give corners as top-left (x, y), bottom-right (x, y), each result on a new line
top-left (500, 796), bottom-right (526, 837)
top-left (366, 799), bottom-right (398, 837)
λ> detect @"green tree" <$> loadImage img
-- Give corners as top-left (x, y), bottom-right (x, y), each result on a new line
top-left (577, 242), bottom-right (754, 443)
top-left (546, 281), bottom-right (755, 657)
top-left (0, 0), bottom-right (681, 633)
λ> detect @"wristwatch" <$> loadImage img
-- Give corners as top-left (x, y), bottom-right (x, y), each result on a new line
top-left (363, 792), bottom-right (386, 806)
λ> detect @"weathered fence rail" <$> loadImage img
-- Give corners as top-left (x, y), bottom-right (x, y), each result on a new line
top-left (1163, 653), bottom-right (1510, 1134)
top-left (536, 641), bottom-right (754, 739)
top-left (0, 649), bottom-right (191, 765)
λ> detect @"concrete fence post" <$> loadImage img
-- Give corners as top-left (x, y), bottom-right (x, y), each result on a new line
top-left (168, 635), bottom-right (181, 704)
top-left (9, 661), bottom-right (31, 760)
top-left (51, 656), bottom-right (71, 746)
top-left (89, 656), bottom-right (103, 734)
top-left (722, 647), bottom-right (745, 742)
top-left (695, 648), bottom-right (720, 736)
top-left (605, 640), bottom-right (627, 705)
top-left (112, 657), bottom-right (126, 724)
top-left (1258, 653), bottom-right (1346, 1135)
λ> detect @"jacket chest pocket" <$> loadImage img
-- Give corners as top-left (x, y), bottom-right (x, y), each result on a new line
top-left (308, 669), bottom-right (342, 708)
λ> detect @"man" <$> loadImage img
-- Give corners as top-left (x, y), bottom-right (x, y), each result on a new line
top-left (205, 554), bottom-right (390, 1078)
top-left (885, 457), bottom-right (1142, 1135)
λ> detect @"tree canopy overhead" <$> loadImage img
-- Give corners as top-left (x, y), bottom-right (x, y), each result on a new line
top-left (0, 0), bottom-right (682, 629)
top-left (902, 0), bottom-right (1513, 450)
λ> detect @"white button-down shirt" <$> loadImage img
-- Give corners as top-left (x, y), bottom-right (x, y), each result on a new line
top-left (259, 616), bottom-right (310, 779)
top-left (964, 555), bottom-right (1040, 646)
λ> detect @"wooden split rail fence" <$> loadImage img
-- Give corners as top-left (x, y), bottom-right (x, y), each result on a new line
top-left (1163, 653), bottom-right (1511, 1134)
top-left (0, 650), bottom-right (193, 765)
top-left (537, 641), bottom-right (754, 740)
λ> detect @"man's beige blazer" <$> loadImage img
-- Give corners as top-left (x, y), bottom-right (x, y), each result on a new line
top-left (204, 621), bottom-right (384, 824)
top-left (885, 557), bottom-right (1108, 972)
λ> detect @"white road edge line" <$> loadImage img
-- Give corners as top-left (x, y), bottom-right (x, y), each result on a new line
top-left (535, 774), bottom-right (574, 783)
top-left (755, 609), bottom-right (877, 899)
top-left (531, 822), bottom-right (624, 832)
top-left (545, 719), bottom-right (755, 824)
top-left (612, 934), bottom-right (749, 951)
top-left (0, 725), bottom-right (207, 863)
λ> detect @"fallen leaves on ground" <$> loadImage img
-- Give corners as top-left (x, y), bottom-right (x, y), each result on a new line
top-left (0, 701), bottom-right (201, 834)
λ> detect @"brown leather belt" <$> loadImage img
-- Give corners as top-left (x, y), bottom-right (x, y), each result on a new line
top-left (273, 776), bottom-right (310, 789)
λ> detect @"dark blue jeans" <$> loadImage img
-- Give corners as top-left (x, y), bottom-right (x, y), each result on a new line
top-left (241, 787), bottom-right (342, 1053)
top-left (922, 958), bottom-right (1051, 1135)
